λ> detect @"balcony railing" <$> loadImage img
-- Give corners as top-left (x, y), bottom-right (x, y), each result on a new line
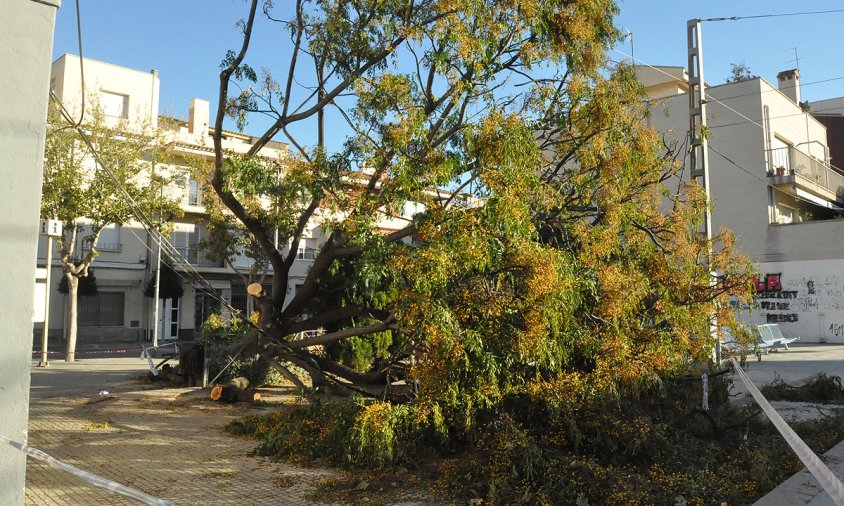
top-left (767, 146), bottom-right (844, 200)
top-left (83, 242), bottom-right (122, 253)
top-left (175, 247), bottom-right (225, 268)
top-left (164, 184), bottom-right (203, 208)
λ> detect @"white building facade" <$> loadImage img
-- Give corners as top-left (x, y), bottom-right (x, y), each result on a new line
top-left (37, 55), bottom-right (314, 344)
top-left (640, 66), bottom-right (844, 342)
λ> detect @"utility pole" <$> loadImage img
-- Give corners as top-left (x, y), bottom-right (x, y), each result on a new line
top-left (687, 19), bottom-right (719, 363)
top-left (152, 234), bottom-right (162, 348)
top-left (151, 158), bottom-right (161, 349)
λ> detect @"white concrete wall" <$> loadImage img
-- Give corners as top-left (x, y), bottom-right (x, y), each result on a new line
top-left (35, 223), bottom-right (153, 342)
top-left (52, 54), bottom-right (160, 128)
top-left (745, 259), bottom-right (844, 343)
top-left (646, 77), bottom-right (839, 262)
top-left (643, 75), bottom-right (844, 344)
top-left (1, 0), bottom-right (59, 502)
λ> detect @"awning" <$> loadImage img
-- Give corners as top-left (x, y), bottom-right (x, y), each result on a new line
top-left (795, 187), bottom-right (844, 211)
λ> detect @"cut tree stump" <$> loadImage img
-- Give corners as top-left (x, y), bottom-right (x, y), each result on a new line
top-left (210, 377), bottom-right (261, 403)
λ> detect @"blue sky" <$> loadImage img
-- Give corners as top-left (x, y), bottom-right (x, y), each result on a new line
top-left (615, 0), bottom-right (844, 99)
top-left (51, 1), bottom-right (844, 145)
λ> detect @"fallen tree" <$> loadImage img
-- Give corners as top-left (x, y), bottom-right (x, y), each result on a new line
top-left (208, 0), bottom-right (753, 410)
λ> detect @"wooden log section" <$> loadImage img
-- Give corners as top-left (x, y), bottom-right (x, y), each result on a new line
top-left (210, 376), bottom-right (261, 403)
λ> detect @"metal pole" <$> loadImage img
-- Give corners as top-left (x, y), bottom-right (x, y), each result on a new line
top-left (687, 19), bottom-right (719, 364)
top-left (38, 236), bottom-right (53, 367)
top-left (152, 237), bottom-right (161, 348)
top-left (151, 153), bottom-right (161, 348)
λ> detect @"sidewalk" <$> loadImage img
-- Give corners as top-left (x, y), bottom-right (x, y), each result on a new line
top-left (25, 357), bottom-right (434, 505)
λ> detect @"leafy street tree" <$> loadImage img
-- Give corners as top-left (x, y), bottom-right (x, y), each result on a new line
top-left (199, 183), bottom-right (273, 315)
top-left (41, 106), bottom-right (180, 361)
top-left (726, 61), bottom-right (756, 82)
top-left (210, 0), bottom-right (753, 421)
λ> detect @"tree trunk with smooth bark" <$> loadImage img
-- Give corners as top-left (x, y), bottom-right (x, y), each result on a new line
top-left (65, 273), bottom-right (78, 362)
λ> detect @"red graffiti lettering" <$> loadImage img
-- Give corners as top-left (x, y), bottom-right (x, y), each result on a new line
top-left (766, 273), bottom-right (782, 292)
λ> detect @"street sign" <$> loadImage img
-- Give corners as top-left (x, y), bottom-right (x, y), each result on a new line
top-left (39, 219), bottom-right (62, 237)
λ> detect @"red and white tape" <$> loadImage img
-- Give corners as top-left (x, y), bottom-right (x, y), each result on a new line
top-left (32, 347), bottom-right (143, 356)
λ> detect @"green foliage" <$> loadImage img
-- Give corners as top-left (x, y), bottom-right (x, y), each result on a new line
top-left (143, 262), bottom-right (184, 300)
top-left (227, 398), bottom-right (437, 468)
top-left (42, 101), bottom-right (182, 356)
top-left (726, 61), bottom-right (756, 83)
top-left (761, 374), bottom-right (844, 404)
top-left (58, 267), bottom-right (97, 296)
top-left (234, 375), bottom-right (844, 503)
top-left (436, 378), bottom-right (844, 505)
top-left (200, 313), bottom-right (284, 386)
top-left (213, 2), bottom-right (757, 500)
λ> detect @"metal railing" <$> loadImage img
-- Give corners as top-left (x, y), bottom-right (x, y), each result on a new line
top-left (163, 185), bottom-right (203, 207)
top-left (82, 242), bottom-right (122, 253)
top-left (174, 247), bottom-right (224, 267)
top-left (767, 146), bottom-right (844, 199)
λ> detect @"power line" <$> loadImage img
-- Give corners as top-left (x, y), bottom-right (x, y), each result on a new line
top-left (708, 107), bottom-right (839, 131)
top-left (701, 9), bottom-right (844, 22)
top-left (617, 50), bottom-right (843, 211)
top-left (709, 144), bottom-right (840, 212)
top-left (614, 48), bottom-right (767, 131)
top-left (616, 48), bottom-right (844, 144)
top-left (708, 145), bottom-right (772, 187)
top-left (49, 91), bottom-right (271, 340)
top-left (702, 75), bottom-right (844, 103)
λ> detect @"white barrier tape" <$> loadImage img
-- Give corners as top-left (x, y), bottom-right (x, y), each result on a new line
top-left (32, 348), bottom-right (143, 355)
top-left (0, 434), bottom-right (174, 506)
top-left (730, 357), bottom-right (844, 505)
top-left (141, 348), bottom-right (158, 377)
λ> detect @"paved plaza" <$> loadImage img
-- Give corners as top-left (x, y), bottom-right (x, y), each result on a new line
top-left (22, 344), bottom-right (844, 505)
top-left (25, 357), bottom-right (350, 505)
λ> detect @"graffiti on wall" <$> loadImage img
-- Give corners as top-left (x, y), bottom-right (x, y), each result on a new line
top-left (744, 267), bottom-right (844, 341)
top-left (753, 273), bottom-right (800, 323)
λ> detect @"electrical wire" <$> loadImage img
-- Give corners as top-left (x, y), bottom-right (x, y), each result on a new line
top-left (614, 47), bottom-right (843, 140)
top-left (708, 146), bottom-right (834, 218)
top-left (49, 90), bottom-right (273, 341)
top-left (698, 75), bottom-right (844, 104)
top-left (614, 49), bottom-right (843, 216)
top-left (53, 0), bottom-right (86, 133)
top-left (73, 0), bottom-right (85, 128)
top-left (701, 9), bottom-right (844, 22)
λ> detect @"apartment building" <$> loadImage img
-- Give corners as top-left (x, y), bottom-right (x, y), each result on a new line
top-left (37, 55), bottom-right (315, 343)
top-left (638, 66), bottom-right (844, 342)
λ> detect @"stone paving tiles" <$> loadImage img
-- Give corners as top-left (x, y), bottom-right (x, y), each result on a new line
top-left (25, 391), bottom-right (343, 505)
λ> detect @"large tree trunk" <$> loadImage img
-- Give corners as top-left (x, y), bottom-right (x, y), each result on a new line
top-left (65, 273), bottom-right (78, 362)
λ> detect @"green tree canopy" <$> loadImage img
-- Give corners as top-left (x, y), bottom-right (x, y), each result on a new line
top-left (208, 0), bottom-right (753, 426)
top-left (42, 104), bottom-right (182, 361)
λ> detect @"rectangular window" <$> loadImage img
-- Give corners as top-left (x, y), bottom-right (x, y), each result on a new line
top-left (776, 204), bottom-right (795, 224)
top-left (99, 91), bottom-right (129, 119)
top-left (231, 283), bottom-right (248, 316)
top-left (79, 292), bottom-right (125, 326)
top-left (97, 224), bottom-right (122, 252)
top-left (188, 178), bottom-right (201, 206)
top-left (297, 238), bottom-right (317, 260)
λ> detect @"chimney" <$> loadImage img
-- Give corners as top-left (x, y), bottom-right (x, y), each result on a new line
top-left (188, 98), bottom-right (210, 139)
top-left (777, 69), bottom-right (801, 104)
